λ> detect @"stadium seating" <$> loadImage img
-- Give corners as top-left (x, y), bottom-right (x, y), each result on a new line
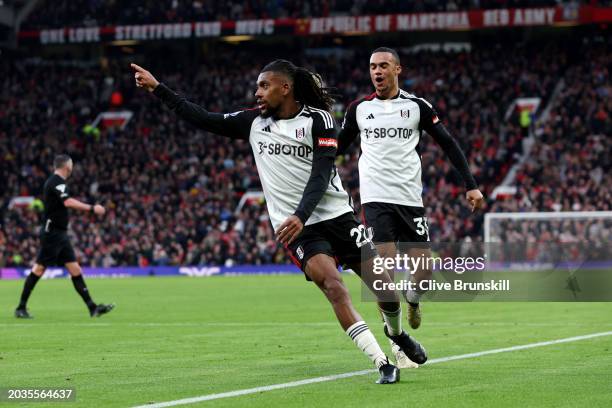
top-left (1, 37), bottom-right (609, 267)
top-left (21, 0), bottom-right (567, 29)
top-left (489, 42), bottom-right (611, 214)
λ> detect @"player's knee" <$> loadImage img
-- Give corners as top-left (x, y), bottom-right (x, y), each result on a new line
top-left (322, 277), bottom-right (350, 305)
top-left (67, 264), bottom-right (82, 276)
top-left (32, 264), bottom-right (45, 276)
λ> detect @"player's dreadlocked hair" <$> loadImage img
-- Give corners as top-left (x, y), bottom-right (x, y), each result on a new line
top-left (261, 59), bottom-right (336, 113)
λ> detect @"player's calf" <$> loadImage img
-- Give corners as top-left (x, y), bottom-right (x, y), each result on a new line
top-left (403, 248), bottom-right (432, 329)
top-left (15, 264), bottom-right (45, 317)
top-left (306, 254), bottom-right (395, 380)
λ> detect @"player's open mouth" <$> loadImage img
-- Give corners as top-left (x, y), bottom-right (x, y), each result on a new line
top-left (257, 102), bottom-right (267, 110)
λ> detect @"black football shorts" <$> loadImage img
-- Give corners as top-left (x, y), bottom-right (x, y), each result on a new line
top-left (287, 212), bottom-right (377, 278)
top-left (363, 202), bottom-right (430, 245)
top-left (36, 230), bottom-right (77, 266)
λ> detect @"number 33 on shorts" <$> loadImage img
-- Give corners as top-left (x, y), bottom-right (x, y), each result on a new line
top-left (413, 216), bottom-right (430, 241)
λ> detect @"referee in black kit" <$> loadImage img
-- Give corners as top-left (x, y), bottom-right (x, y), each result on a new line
top-left (15, 154), bottom-right (115, 318)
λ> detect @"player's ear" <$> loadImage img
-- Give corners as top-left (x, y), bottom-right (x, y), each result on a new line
top-left (396, 64), bottom-right (402, 75)
top-left (282, 81), bottom-right (291, 96)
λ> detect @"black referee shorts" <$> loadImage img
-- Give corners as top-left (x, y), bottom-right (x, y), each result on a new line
top-left (36, 230), bottom-right (77, 267)
top-left (287, 212), bottom-right (377, 279)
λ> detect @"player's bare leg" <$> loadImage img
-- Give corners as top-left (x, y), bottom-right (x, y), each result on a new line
top-left (402, 246), bottom-right (433, 329)
top-left (354, 255), bottom-right (427, 365)
top-left (15, 263), bottom-right (46, 318)
top-left (304, 254), bottom-right (398, 384)
top-left (370, 242), bottom-right (419, 367)
top-left (65, 262), bottom-right (115, 317)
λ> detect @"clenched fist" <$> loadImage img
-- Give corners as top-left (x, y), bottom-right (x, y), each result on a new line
top-left (93, 204), bottom-right (106, 216)
top-left (466, 189), bottom-right (484, 212)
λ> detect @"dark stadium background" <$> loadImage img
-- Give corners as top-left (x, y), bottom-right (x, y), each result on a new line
top-left (0, 0), bottom-right (610, 271)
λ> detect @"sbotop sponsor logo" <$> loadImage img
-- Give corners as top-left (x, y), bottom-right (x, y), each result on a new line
top-left (256, 142), bottom-right (313, 157)
top-left (363, 127), bottom-right (413, 139)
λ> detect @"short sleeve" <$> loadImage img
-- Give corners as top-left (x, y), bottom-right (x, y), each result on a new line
top-left (54, 182), bottom-right (70, 201)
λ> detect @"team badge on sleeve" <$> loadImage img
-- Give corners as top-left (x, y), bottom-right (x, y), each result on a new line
top-left (318, 138), bottom-right (338, 148)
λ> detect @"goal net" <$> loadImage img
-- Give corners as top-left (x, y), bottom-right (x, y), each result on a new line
top-left (483, 211), bottom-right (612, 268)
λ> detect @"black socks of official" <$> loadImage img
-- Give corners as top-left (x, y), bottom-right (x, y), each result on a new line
top-left (71, 274), bottom-right (96, 312)
top-left (18, 273), bottom-right (41, 309)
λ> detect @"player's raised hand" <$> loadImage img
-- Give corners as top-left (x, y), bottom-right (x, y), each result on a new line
top-left (93, 204), bottom-right (106, 216)
top-left (466, 189), bottom-right (484, 212)
top-left (276, 215), bottom-right (304, 245)
top-left (130, 63), bottom-right (159, 92)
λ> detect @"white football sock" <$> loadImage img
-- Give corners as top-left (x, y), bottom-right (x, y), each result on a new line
top-left (346, 321), bottom-right (388, 368)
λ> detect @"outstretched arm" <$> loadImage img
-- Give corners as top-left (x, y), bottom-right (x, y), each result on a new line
top-left (131, 63), bottom-right (254, 139)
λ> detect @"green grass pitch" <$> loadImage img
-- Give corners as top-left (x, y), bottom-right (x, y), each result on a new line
top-left (1, 275), bottom-right (612, 407)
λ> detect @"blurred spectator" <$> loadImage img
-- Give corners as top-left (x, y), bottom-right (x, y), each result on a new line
top-left (1, 37), bottom-right (609, 267)
top-left (20, 0), bottom-right (577, 29)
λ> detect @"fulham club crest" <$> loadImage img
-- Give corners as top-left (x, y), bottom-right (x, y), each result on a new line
top-left (295, 127), bottom-right (305, 140)
top-left (400, 110), bottom-right (410, 118)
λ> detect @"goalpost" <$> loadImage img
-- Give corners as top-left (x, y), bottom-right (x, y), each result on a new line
top-left (483, 211), bottom-right (612, 269)
top-left (484, 211), bottom-right (612, 243)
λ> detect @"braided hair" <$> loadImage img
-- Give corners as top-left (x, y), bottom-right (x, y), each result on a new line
top-left (261, 59), bottom-right (335, 113)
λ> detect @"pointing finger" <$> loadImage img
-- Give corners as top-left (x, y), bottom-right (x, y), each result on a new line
top-left (130, 63), bottom-right (145, 73)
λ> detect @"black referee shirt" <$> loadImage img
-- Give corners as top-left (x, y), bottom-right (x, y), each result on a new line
top-left (41, 174), bottom-right (71, 232)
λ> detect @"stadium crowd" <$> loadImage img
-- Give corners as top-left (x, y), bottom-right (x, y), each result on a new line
top-left (489, 218), bottom-right (612, 262)
top-left (1, 36), bottom-right (609, 267)
top-left (20, 0), bottom-right (593, 29)
top-left (490, 41), bottom-right (611, 215)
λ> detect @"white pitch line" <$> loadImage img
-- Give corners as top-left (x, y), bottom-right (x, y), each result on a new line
top-left (0, 322), bottom-right (337, 328)
top-left (4, 322), bottom-right (610, 328)
top-left (131, 330), bottom-right (612, 408)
